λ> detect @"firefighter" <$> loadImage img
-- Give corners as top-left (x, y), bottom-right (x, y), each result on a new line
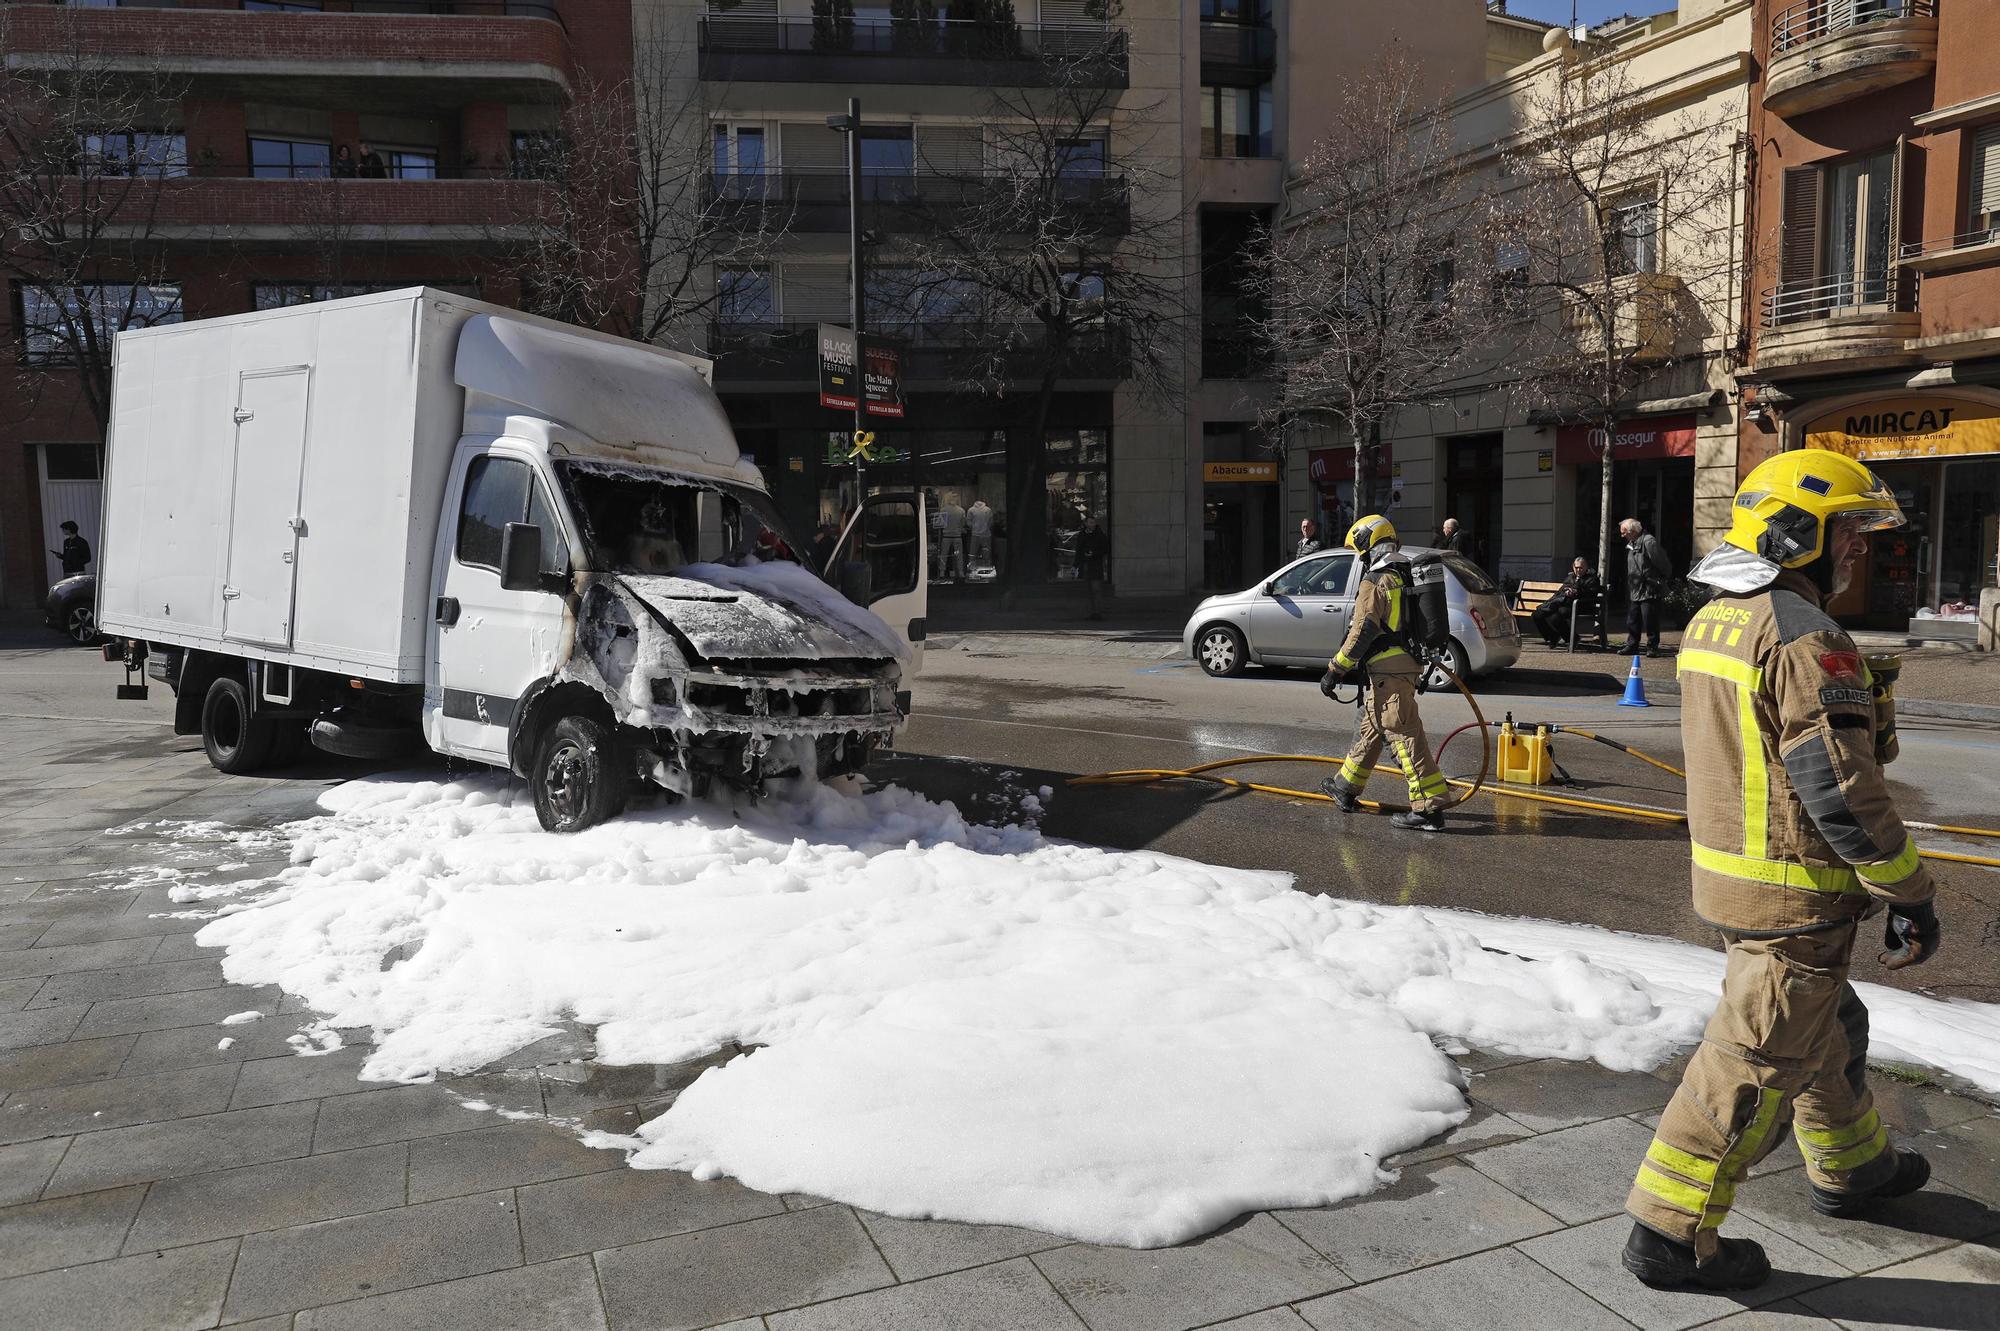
top-left (1623, 449), bottom-right (1940, 1291)
top-left (1317, 514), bottom-right (1450, 831)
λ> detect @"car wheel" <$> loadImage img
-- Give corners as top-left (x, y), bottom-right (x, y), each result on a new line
top-left (65, 603), bottom-right (97, 645)
top-left (531, 714), bottom-right (628, 834)
top-left (1196, 624), bottom-right (1247, 678)
top-left (1424, 638), bottom-right (1473, 691)
top-left (201, 675), bottom-right (277, 774)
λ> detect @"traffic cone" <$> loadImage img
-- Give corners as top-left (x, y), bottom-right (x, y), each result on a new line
top-left (1618, 654), bottom-right (1651, 708)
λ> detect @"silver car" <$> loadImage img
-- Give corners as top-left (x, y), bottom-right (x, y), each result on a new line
top-left (1183, 546), bottom-right (1522, 680)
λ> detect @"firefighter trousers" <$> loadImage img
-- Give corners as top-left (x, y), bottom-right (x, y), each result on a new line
top-left (1333, 671), bottom-right (1447, 813)
top-left (1628, 923), bottom-right (1899, 1258)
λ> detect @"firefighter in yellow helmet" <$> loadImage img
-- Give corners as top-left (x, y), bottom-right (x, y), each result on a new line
top-left (1317, 514), bottom-right (1451, 831)
top-left (1623, 449), bottom-right (1939, 1291)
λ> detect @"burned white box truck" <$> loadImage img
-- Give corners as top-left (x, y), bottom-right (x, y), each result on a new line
top-left (96, 288), bottom-right (926, 831)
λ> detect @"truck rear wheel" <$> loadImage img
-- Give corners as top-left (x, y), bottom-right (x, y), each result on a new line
top-left (201, 675), bottom-right (277, 774)
top-left (530, 714), bottom-right (627, 834)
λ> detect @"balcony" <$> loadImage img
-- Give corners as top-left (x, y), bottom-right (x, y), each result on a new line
top-left (1198, 21), bottom-right (1276, 85)
top-left (1755, 269), bottom-right (1919, 376)
top-left (1562, 271), bottom-right (1689, 364)
top-left (697, 16), bottom-right (1128, 89)
top-left (708, 321), bottom-right (1129, 387)
top-left (91, 170), bottom-right (553, 246)
top-left (5, 2), bottom-right (571, 104)
top-left (1765, 0), bottom-right (1937, 118)
top-left (1899, 228), bottom-right (2000, 276)
top-left (703, 170), bottom-right (1130, 236)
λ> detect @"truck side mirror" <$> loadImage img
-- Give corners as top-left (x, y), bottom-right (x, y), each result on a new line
top-left (500, 522), bottom-right (545, 593)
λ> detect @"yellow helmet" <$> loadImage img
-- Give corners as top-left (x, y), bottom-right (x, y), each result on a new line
top-left (1345, 514), bottom-right (1397, 557)
top-left (1724, 449), bottom-right (1904, 569)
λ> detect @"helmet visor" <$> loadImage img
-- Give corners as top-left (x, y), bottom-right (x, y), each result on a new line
top-left (1844, 507), bottom-right (1904, 534)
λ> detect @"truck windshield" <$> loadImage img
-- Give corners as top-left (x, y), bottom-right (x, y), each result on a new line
top-left (555, 460), bottom-right (802, 577)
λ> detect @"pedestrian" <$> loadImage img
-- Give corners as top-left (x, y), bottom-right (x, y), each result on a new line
top-left (1077, 515), bottom-right (1109, 621)
top-left (1619, 517), bottom-right (1673, 656)
top-left (1622, 450), bottom-right (1937, 1292)
top-left (1437, 517), bottom-right (1474, 558)
top-left (357, 142), bottom-right (387, 179)
top-left (331, 143), bottom-right (357, 179)
top-left (1295, 518), bottom-right (1323, 560)
top-left (52, 520), bottom-right (92, 577)
top-left (1317, 515), bottom-right (1451, 832)
top-left (1532, 556), bottom-right (1601, 648)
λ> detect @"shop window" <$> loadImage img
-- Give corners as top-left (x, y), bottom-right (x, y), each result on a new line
top-left (921, 430), bottom-right (1009, 585)
top-left (1046, 428), bottom-right (1109, 582)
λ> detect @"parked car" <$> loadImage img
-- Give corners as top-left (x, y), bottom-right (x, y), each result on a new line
top-left (1182, 545), bottom-right (1521, 682)
top-left (43, 573), bottom-right (98, 645)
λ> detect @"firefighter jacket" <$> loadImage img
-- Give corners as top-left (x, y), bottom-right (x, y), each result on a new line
top-left (1333, 557), bottom-right (1417, 679)
top-left (1678, 570), bottom-right (1933, 936)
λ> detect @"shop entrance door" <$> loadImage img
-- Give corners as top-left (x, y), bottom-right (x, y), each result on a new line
top-left (1443, 434), bottom-right (1503, 573)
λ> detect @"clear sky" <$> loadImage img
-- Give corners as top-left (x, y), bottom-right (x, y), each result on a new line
top-left (1497, 0), bottom-right (1678, 25)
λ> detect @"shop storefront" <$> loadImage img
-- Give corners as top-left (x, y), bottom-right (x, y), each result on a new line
top-left (1202, 423), bottom-right (1282, 590)
top-left (1558, 413), bottom-right (1696, 601)
top-left (1801, 394), bottom-right (2000, 632)
top-left (1305, 442), bottom-right (1395, 556)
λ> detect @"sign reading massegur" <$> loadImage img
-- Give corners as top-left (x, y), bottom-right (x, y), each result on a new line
top-left (1805, 396), bottom-right (2000, 461)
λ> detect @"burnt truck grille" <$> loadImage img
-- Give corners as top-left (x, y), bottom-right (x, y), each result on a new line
top-left (678, 675), bottom-right (889, 724)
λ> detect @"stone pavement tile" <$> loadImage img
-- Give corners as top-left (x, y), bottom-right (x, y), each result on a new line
top-left (223, 1188), bottom-right (524, 1323)
top-left (123, 1141), bottom-right (409, 1252)
top-left (769, 1255), bottom-right (1085, 1331)
top-left (43, 1099), bottom-right (318, 1198)
top-left (148, 932), bottom-right (218, 963)
top-left (0, 1004), bottom-right (85, 1051)
top-left (229, 1047), bottom-right (377, 1109)
top-left (120, 1018), bottom-right (306, 1072)
top-left (1691, 1299), bottom-right (1843, 1327)
top-left (0, 917), bottom-right (47, 952)
top-left (1295, 1247), bottom-right (1629, 1331)
top-left (1791, 1242), bottom-right (2000, 1330)
top-left (70, 982), bottom-right (280, 1039)
top-left (1867, 1080), bottom-right (1993, 1137)
top-left (595, 1203), bottom-right (892, 1331)
top-left (1387, 1102), bottom-right (1534, 1167)
top-left (1464, 1114), bottom-right (1657, 1224)
top-left (1467, 1058), bottom-right (1675, 1133)
top-left (0, 975), bottom-right (44, 1010)
top-left (0, 1061), bottom-right (239, 1145)
top-left (1734, 1180), bottom-right (2000, 1274)
top-left (1032, 1212), bottom-right (1349, 1331)
top-left (1747, 1136), bottom-right (1807, 1180)
top-left (311, 1083), bottom-right (498, 1153)
top-left (0, 1183), bottom-right (147, 1279)
top-left (33, 901), bottom-right (210, 948)
top-left (407, 1120), bottom-right (623, 1204)
top-left (1929, 1113), bottom-right (2000, 1206)
top-left (0, 1135), bottom-right (69, 1206)
top-left (0, 1236), bottom-right (237, 1331)
top-left (518, 1164), bottom-right (787, 1263)
top-left (2, 892), bottom-right (140, 925)
top-left (26, 956), bottom-right (224, 1008)
top-left (1274, 1159), bottom-right (1564, 1282)
top-left (293, 1256), bottom-right (609, 1331)
top-left (857, 1209), bottom-right (1070, 1282)
top-left (783, 1192), bottom-right (837, 1210)
top-left (1517, 1213), bottom-right (1846, 1331)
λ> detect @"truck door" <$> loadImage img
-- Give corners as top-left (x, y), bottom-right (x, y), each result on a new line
top-left (429, 451), bottom-right (574, 763)
top-left (221, 367), bottom-right (312, 648)
top-left (829, 492), bottom-right (928, 672)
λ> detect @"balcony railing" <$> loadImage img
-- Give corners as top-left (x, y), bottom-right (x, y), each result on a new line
top-left (697, 16), bottom-right (1128, 87)
top-left (708, 319), bottom-right (1129, 384)
top-left (48, 0), bottom-right (564, 21)
top-left (703, 169), bottom-right (1129, 234)
top-left (1198, 20), bottom-right (1276, 80)
top-left (1771, 0), bottom-right (1934, 54)
top-left (1760, 268), bottom-right (1917, 328)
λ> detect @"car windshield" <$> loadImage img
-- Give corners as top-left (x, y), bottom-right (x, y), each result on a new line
top-left (1437, 552), bottom-right (1496, 594)
top-left (555, 460), bottom-right (801, 577)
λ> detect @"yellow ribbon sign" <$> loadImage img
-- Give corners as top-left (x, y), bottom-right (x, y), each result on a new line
top-left (847, 430), bottom-right (877, 461)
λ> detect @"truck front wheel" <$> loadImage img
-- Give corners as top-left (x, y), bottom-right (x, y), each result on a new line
top-left (201, 675), bottom-right (277, 774)
top-left (530, 714), bottom-right (627, 834)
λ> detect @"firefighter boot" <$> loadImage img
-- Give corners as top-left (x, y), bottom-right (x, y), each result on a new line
top-left (1810, 1148), bottom-right (1930, 1218)
top-left (1390, 808), bottom-right (1444, 832)
top-left (1319, 777), bottom-right (1361, 813)
top-left (1621, 1222), bottom-right (1770, 1291)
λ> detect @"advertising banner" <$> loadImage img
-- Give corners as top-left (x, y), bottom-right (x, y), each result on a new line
top-left (863, 339), bottom-right (905, 419)
top-left (1805, 396), bottom-right (2000, 461)
top-left (1554, 414), bottom-right (1696, 465)
top-left (817, 322), bottom-right (859, 412)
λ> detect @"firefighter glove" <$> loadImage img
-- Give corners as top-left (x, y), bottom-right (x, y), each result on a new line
top-left (1319, 668), bottom-right (1346, 699)
top-left (1880, 899), bottom-right (1940, 970)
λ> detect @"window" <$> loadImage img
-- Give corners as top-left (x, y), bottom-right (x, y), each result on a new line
top-left (860, 125), bottom-right (915, 175)
top-left (1200, 83), bottom-right (1273, 158)
top-left (712, 123), bottom-right (770, 199)
top-left (1969, 123), bottom-right (2000, 235)
top-left (249, 136), bottom-right (330, 180)
top-left (1606, 194), bottom-right (1659, 276)
top-left (1777, 148), bottom-right (1901, 319)
top-left (1045, 427), bottom-right (1109, 581)
top-left (1826, 150), bottom-right (1895, 302)
top-left (244, 1), bottom-right (325, 10)
top-left (1055, 137), bottom-right (1108, 179)
top-left (78, 131), bottom-right (186, 179)
top-left (1490, 240), bottom-right (1530, 311)
top-left (16, 283), bottom-right (181, 364)
top-left (1423, 257), bottom-right (1457, 306)
top-left (716, 266), bottom-right (775, 325)
top-left (1201, 0), bottom-right (1272, 20)
top-left (381, 147), bottom-right (437, 181)
top-left (455, 456), bottom-right (568, 577)
top-left (1270, 556), bottom-right (1336, 596)
top-left (511, 131), bottom-right (562, 180)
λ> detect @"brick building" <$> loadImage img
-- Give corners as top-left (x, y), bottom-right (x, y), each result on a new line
top-left (1740, 0), bottom-right (2000, 635)
top-left (0, 0), bottom-right (632, 614)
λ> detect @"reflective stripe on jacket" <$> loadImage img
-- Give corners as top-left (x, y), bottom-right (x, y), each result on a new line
top-left (1678, 570), bottom-right (1932, 935)
top-left (1333, 559), bottom-right (1416, 677)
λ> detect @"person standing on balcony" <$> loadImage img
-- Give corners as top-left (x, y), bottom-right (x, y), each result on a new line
top-left (332, 144), bottom-right (357, 179)
top-left (357, 142), bottom-right (387, 180)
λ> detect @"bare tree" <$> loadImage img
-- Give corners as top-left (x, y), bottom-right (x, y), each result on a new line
top-left (493, 33), bottom-right (790, 348)
top-left (1487, 38), bottom-right (1739, 584)
top-left (1250, 54), bottom-right (1490, 538)
top-left (0, 10), bottom-right (190, 448)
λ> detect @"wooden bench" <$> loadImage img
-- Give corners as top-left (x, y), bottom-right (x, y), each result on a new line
top-left (1513, 580), bottom-right (1607, 651)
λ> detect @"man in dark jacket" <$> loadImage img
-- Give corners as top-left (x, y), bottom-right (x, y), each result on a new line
top-left (357, 142), bottom-right (388, 179)
top-left (53, 520), bottom-right (91, 577)
top-left (1295, 518), bottom-right (1324, 560)
top-left (1620, 518), bottom-right (1673, 656)
top-left (1438, 517), bottom-right (1475, 559)
top-left (1077, 516), bottom-right (1109, 620)
top-left (1532, 556), bottom-right (1602, 648)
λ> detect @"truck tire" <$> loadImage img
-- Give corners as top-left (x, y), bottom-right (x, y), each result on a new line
top-left (202, 675), bottom-right (277, 774)
top-left (530, 714), bottom-right (628, 834)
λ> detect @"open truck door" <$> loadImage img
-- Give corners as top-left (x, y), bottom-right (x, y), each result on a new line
top-left (829, 491), bottom-right (927, 674)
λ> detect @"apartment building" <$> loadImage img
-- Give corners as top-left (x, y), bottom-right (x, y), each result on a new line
top-left (0, 0), bottom-right (631, 613)
top-left (1739, 0), bottom-right (2000, 636)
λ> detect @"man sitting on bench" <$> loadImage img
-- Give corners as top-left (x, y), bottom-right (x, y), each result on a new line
top-left (1533, 556), bottom-right (1602, 648)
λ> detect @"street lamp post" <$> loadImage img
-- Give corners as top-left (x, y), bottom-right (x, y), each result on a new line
top-left (827, 98), bottom-right (866, 510)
